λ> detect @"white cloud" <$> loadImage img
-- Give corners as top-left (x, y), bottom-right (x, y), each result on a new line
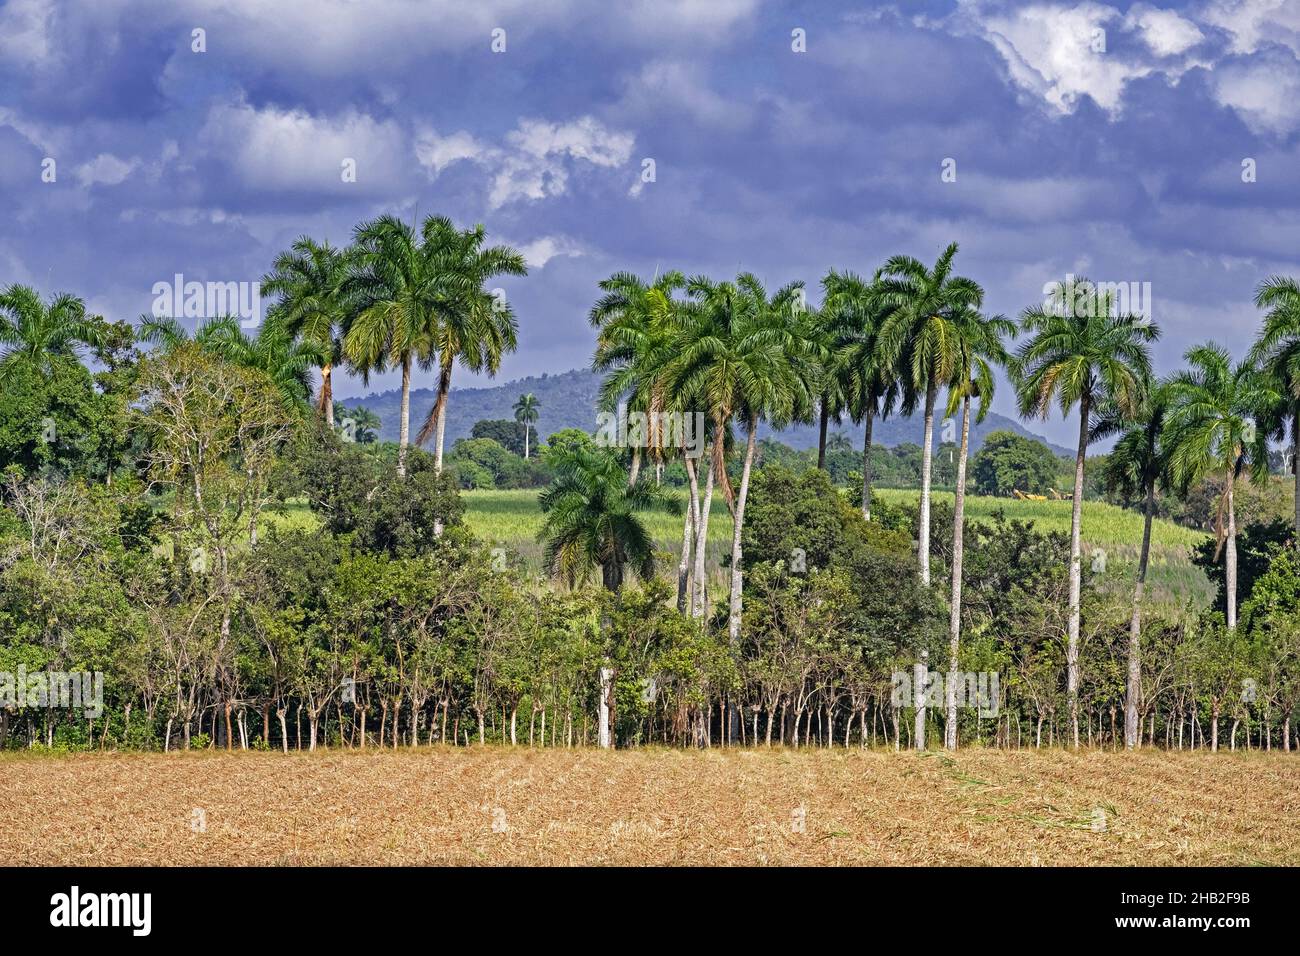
top-left (619, 60), bottom-right (751, 130)
top-left (1199, 0), bottom-right (1300, 56)
top-left (971, 2), bottom-right (1144, 114)
top-left (511, 234), bottom-right (585, 268)
top-left (414, 129), bottom-right (490, 177)
top-left (0, 0), bottom-right (54, 68)
top-left (1212, 50), bottom-right (1300, 134)
top-left (1125, 4), bottom-right (1204, 56)
top-left (75, 152), bottom-right (138, 187)
top-left (200, 99), bottom-right (408, 193)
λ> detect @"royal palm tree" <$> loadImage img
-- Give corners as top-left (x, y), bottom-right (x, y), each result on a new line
top-left (1015, 277), bottom-right (1158, 746)
top-left (822, 271), bottom-right (899, 520)
top-left (342, 215), bottom-right (439, 477)
top-left (261, 237), bottom-right (354, 427)
top-left (589, 270), bottom-right (686, 485)
top-left (875, 243), bottom-right (984, 585)
top-left (538, 447), bottom-right (677, 749)
top-left (665, 274), bottom-right (810, 624)
top-left (332, 402), bottom-right (382, 443)
top-left (0, 285), bottom-right (105, 379)
top-left (1095, 379), bottom-right (1171, 748)
top-left (943, 308), bottom-right (1013, 749)
top-left (513, 392), bottom-right (540, 459)
top-left (1250, 276), bottom-right (1300, 542)
top-left (802, 301), bottom-right (854, 470)
top-left (1164, 344), bottom-right (1277, 631)
top-left (414, 217), bottom-right (526, 473)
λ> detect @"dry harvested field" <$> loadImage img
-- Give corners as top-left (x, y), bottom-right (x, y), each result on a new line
top-left (1, 748), bottom-right (1296, 866)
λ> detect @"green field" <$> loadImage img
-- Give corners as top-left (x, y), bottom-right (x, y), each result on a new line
top-left (461, 487), bottom-right (1213, 608)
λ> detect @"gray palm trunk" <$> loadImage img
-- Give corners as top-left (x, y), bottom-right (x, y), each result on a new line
top-left (944, 394), bottom-right (971, 750)
top-left (523, 423), bottom-right (529, 460)
top-left (918, 383), bottom-right (937, 586)
top-left (1066, 392), bottom-right (1090, 749)
top-left (692, 451), bottom-right (716, 618)
top-left (432, 363), bottom-right (453, 474)
top-left (397, 353), bottom-right (411, 477)
top-left (861, 405), bottom-right (875, 521)
top-left (1226, 476), bottom-right (1238, 630)
top-left (678, 455), bottom-right (699, 613)
top-left (727, 417), bottom-right (758, 645)
top-left (1126, 482), bottom-right (1155, 748)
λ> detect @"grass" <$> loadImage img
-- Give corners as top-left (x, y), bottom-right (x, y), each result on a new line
top-left (1, 748), bottom-right (1294, 865)
top-left (461, 488), bottom-right (1213, 609)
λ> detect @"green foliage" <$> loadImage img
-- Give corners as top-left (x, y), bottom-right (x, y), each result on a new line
top-left (471, 418), bottom-right (525, 455)
top-left (971, 431), bottom-right (1060, 496)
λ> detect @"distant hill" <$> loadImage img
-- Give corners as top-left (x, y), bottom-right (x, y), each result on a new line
top-left (338, 368), bottom-right (1074, 458)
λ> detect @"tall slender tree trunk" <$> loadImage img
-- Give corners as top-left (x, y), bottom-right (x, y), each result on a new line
top-left (628, 447), bottom-right (642, 486)
top-left (677, 455), bottom-right (698, 613)
top-left (1066, 392), bottom-right (1090, 749)
top-left (1293, 411), bottom-right (1299, 546)
top-left (397, 353), bottom-right (412, 477)
top-left (433, 362), bottom-right (453, 474)
top-left (692, 454), bottom-right (716, 618)
top-left (321, 362), bottom-right (334, 427)
top-left (1126, 481), bottom-right (1156, 748)
top-left (1226, 474), bottom-right (1238, 630)
top-left (944, 394), bottom-right (971, 750)
top-left (523, 422), bottom-right (529, 460)
top-left (918, 383), bottom-right (937, 586)
top-left (914, 652), bottom-right (928, 751)
top-left (597, 665), bottom-right (613, 749)
top-left (728, 416), bottom-right (759, 646)
top-left (861, 405), bottom-right (875, 521)
top-left (817, 395), bottom-right (829, 470)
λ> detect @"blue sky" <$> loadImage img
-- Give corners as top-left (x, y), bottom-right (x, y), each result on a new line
top-left (2, 0), bottom-right (1299, 445)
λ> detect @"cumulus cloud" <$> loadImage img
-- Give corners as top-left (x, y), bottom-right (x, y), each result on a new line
top-left (416, 116), bottom-right (635, 208)
top-left (200, 99), bottom-right (408, 193)
top-left (0, 0), bottom-right (54, 68)
top-left (1212, 49), bottom-right (1300, 135)
top-left (75, 152), bottom-right (138, 187)
top-left (1125, 4), bottom-right (1204, 56)
top-left (511, 234), bottom-right (585, 268)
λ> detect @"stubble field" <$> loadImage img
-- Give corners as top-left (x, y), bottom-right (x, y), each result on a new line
top-left (1, 748), bottom-right (1294, 866)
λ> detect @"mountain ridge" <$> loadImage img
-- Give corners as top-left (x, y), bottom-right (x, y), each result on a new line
top-left (339, 368), bottom-right (1075, 458)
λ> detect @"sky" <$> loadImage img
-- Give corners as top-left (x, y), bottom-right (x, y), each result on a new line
top-left (2, 0), bottom-right (1299, 445)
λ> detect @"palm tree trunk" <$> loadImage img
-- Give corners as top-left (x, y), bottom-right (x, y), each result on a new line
top-left (918, 382), bottom-right (937, 586)
top-left (523, 422), bottom-right (529, 460)
top-left (728, 416), bottom-right (758, 646)
top-left (1126, 481), bottom-right (1155, 748)
top-left (817, 395), bottom-right (829, 470)
top-left (628, 448), bottom-right (642, 486)
top-left (677, 455), bottom-right (698, 613)
top-left (1292, 410), bottom-right (1298, 546)
top-left (692, 453), bottom-right (716, 618)
top-left (397, 353), bottom-right (412, 477)
top-left (1226, 474), bottom-right (1238, 629)
top-left (861, 404), bottom-right (875, 521)
top-left (944, 394), bottom-right (971, 750)
top-left (433, 363), bottom-right (453, 474)
top-left (1066, 392), bottom-right (1090, 749)
top-left (320, 362), bottom-right (334, 427)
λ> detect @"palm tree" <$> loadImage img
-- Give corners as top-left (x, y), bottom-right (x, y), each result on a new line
top-left (261, 237), bottom-right (354, 427)
top-left (1014, 276), bottom-right (1158, 746)
top-left (341, 215), bottom-right (440, 476)
top-left (802, 302), bottom-right (853, 470)
top-left (0, 285), bottom-right (105, 379)
top-left (875, 243), bottom-right (985, 585)
top-left (665, 274), bottom-right (810, 625)
top-left (1095, 379), bottom-right (1171, 748)
top-left (414, 217), bottom-right (527, 473)
top-left (589, 270), bottom-right (686, 485)
top-left (943, 308), bottom-right (1013, 750)
top-left (332, 402), bottom-right (382, 443)
top-left (1164, 344), bottom-right (1277, 630)
top-left (1250, 276), bottom-right (1300, 542)
top-left (538, 447), bottom-right (677, 749)
top-left (822, 271), bottom-right (899, 520)
top-left (513, 392), bottom-right (540, 459)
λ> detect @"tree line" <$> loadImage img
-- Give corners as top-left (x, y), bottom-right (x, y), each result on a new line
top-left (2, 223), bottom-right (1299, 753)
